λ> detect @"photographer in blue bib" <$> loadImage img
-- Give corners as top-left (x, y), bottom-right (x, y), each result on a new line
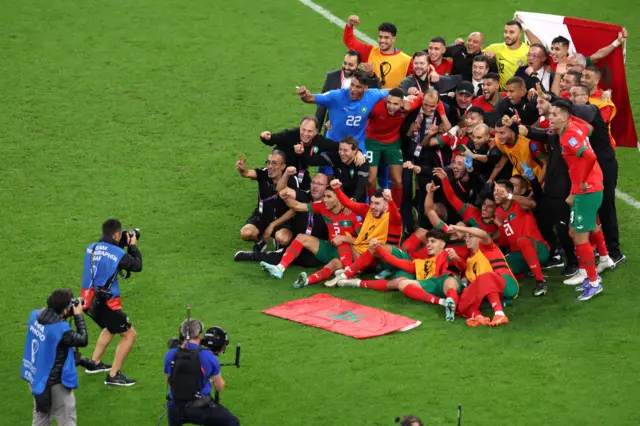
top-left (165, 319), bottom-right (240, 426)
top-left (21, 289), bottom-right (88, 426)
top-left (80, 218), bottom-right (142, 386)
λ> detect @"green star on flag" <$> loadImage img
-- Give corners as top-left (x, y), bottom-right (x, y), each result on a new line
top-left (328, 310), bottom-right (364, 322)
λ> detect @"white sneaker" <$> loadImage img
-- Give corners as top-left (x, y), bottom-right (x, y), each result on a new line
top-left (596, 256), bottom-right (615, 274)
top-left (334, 269), bottom-right (345, 276)
top-left (563, 269), bottom-right (587, 285)
top-left (324, 273), bottom-right (345, 288)
top-left (337, 278), bottom-right (361, 288)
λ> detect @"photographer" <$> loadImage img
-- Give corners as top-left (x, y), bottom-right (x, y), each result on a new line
top-left (165, 320), bottom-right (240, 426)
top-left (20, 289), bottom-right (88, 426)
top-left (80, 218), bottom-right (142, 386)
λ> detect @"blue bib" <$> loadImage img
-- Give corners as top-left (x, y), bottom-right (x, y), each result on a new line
top-left (81, 242), bottom-right (125, 298)
top-left (21, 309), bottom-right (77, 395)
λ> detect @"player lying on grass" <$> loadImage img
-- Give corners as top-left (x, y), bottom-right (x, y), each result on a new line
top-left (450, 224), bottom-right (519, 327)
top-left (259, 186), bottom-right (360, 280)
top-left (493, 179), bottom-right (550, 296)
top-left (338, 230), bottom-right (466, 323)
top-left (293, 179), bottom-right (401, 288)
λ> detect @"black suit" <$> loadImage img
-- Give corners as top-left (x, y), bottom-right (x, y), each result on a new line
top-left (514, 66), bottom-right (555, 91)
top-left (315, 69), bottom-right (380, 132)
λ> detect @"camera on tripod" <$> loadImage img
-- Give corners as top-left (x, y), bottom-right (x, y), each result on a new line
top-left (118, 228), bottom-right (141, 248)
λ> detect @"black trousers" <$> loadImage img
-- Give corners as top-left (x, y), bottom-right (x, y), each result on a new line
top-left (545, 195), bottom-right (578, 265)
top-left (401, 168), bottom-right (416, 232)
top-left (534, 196), bottom-right (559, 256)
top-left (254, 247), bottom-right (320, 267)
top-left (168, 399), bottom-right (240, 426)
top-left (598, 157), bottom-right (621, 257)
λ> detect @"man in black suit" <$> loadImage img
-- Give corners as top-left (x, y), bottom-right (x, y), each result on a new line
top-left (315, 50), bottom-right (380, 132)
top-left (514, 43), bottom-right (555, 92)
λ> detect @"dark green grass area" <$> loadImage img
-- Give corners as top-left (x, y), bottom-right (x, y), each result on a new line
top-left (1, 0), bottom-right (640, 424)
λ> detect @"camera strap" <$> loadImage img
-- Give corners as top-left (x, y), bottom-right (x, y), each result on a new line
top-left (89, 243), bottom-right (118, 292)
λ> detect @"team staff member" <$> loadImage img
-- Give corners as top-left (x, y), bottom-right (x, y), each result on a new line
top-left (259, 116), bottom-right (336, 190)
top-left (164, 320), bottom-right (239, 426)
top-left (315, 50), bottom-right (381, 132)
top-left (398, 51), bottom-right (432, 95)
top-left (445, 32), bottom-right (489, 81)
top-left (492, 77), bottom-right (540, 126)
top-left (21, 289), bottom-right (88, 426)
top-left (81, 219), bottom-right (141, 386)
top-left (343, 15), bottom-right (412, 88)
top-left (483, 20), bottom-right (530, 89)
top-left (235, 151), bottom-right (296, 255)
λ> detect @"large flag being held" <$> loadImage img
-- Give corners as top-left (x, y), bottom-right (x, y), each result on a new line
top-left (263, 294), bottom-right (421, 339)
top-left (516, 11), bottom-right (637, 148)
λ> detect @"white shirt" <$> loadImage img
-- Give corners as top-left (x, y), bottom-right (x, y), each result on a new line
top-left (342, 77), bottom-right (352, 89)
top-left (472, 79), bottom-right (483, 96)
top-left (534, 68), bottom-right (551, 91)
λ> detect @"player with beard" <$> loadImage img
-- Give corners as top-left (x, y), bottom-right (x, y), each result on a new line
top-left (442, 81), bottom-right (474, 121)
top-left (488, 116), bottom-right (545, 184)
top-left (471, 73), bottom-right (505, 125)
top-left (483, 21), bottom-right (530, 89)
top-left (259, 116), bottom-right (337, 190)
top-left (458, 121), bottom-right (509, 181)
top-left (260, 186), bottom-right (360, 281)
top-left (294, 181), bottom-right (400, 287)
top-left (342, 15), bottom-right (412, 88)
top-left (297, 71), bottom-right (389, 152)
top-left (581, 67), bottom-right (617, 148)
top-left (315, 50), bottom-right (381, 132)
top-left (365, 88), bottom-right (422, 206)
top-left (399, 51), bottom-right (432, 95)
top-left (426, 37), bottom-right (453, 78)
top-left (493, 180), bottom-right (550, 296)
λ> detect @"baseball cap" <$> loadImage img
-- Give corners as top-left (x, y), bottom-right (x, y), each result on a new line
top-left (456, 81), bottom-right (474, 95)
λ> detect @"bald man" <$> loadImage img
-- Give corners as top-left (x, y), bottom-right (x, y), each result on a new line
top-left (445, 32), bottom-right (494, 81)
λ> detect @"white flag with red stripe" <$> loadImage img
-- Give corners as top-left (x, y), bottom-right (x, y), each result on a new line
top-left (516, 11), bottom-right (637, 148)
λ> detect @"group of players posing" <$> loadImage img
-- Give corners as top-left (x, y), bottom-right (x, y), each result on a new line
top-left (234, 13), bottom-right (625, 326)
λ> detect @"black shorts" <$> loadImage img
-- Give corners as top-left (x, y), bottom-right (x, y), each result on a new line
top-left (245, 209), bottom-right (293, 235)
top-left (89, 305), bottom-right (132, 334)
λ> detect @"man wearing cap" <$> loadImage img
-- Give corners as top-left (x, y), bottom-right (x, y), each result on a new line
top-left (441, 81), bottom-right (475, 123)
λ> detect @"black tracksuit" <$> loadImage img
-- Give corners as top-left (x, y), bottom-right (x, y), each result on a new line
top-left (306, 152), bottom-right (369, 202)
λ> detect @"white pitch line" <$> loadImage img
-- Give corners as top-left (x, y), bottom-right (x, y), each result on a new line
top-left (298, 0), bottom-right (640, 211)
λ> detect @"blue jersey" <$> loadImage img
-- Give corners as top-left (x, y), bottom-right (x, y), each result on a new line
top-left (316, 88), bottom-right (388, 150)
top-left (164, 342), bottom-right (220, 404)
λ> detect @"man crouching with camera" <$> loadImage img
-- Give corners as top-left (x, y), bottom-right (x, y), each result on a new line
top-left (165, 319), bottom-right (240, 426)
top-left (80, 218), bottom-right (142, 386)
top-left (21, 289), bottom-right (87, 426)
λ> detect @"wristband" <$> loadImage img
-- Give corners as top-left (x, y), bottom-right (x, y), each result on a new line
top-left (507, 193), bottom-right (513, 200)
top-left (612, 40), bottom-right (621, 48)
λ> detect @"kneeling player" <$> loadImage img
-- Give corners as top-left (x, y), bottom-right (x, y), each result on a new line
top-left (259, 187), bottom-right (360, 281)
top-left (451, 224), bottom-right (519, 327)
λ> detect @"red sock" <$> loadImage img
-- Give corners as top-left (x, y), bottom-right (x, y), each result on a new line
top-left (401, 233), bottom-right (421, 254)
top-left (337, 243), bottom-right (353, 268)
top-left (367, 185), bottom-right (376, 200)
top-left (517, 237), bottom-right (544, 281)
top-left (589, 229), bottom-right (608, 257)
top-left (486, 292), bottom-right (503, 314)
top-left (359, 280), bottom-right (389, 291)
top-left (445, 288), bottom-right (459, 305)
top-left (344, 250), bottom-right (375, 278)
top-left (391, 185), bottom-right (403, 207)
top-left (576, 242), bottom-right (598, 282)
top-left (402, 285), bottom-right (441, 305)
top-left (280, 239), bottom-right (303, 269)
top-left (308, 267), bottom-right (333, 285)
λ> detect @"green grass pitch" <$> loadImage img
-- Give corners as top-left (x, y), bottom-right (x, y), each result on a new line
top-left (2, 0), bottom-right (640, 424)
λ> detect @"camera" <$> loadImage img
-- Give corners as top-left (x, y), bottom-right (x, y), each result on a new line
top-left (70, 297), bottom-right (84, 308)
top-left (167, 326), bottom-right (229, 356)
top-left (118, 228), bottom-right (141, 248)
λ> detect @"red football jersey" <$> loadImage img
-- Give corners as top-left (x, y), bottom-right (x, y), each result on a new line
top-left (559, 121), bottom-right (604, 194)
top-left (366, 96), bottom-right (422, 143)
top-left (308, 202), bottom-right (361, 239)
top-left (471, 92), bottom-right (506, 113)
top-left (496, 202), bottom-right (547, 252)
top-left (432, 59), bottom-right (453, 76)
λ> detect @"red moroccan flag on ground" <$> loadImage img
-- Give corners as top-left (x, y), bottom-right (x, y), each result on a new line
top-left (263, 294), bottom-right (421, 339)
top-left (517, 11), bottom-right (637, 147)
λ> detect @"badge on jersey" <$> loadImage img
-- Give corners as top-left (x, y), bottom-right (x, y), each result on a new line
top-left (350, 169), bottom-right (354, 177)
top-left (569, 137), bottom-right (579, 147)
top-left (313, 146), bottom-right (319, 153)
top-left (361, 107), bottom-right (367, 113)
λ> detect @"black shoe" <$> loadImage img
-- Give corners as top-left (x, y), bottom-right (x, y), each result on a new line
top-left (85, 360), bottom-right (112, 374)
top-left (611, 253), bottom-right (626, 266)
top-left (253, 239), bottom-right (267, 253)
top-left (533, 281), bottom-right (548, 297)
top-left (527, 271), bottom-right (548, 278)
top-left (562, 263), bottom-right (580, 277)
top-left (105, 371), bottom-right (136, 387)
top-left (234, 251), bottom-right (256, 262)
top-left (542, 256), bottom-right (564, 270)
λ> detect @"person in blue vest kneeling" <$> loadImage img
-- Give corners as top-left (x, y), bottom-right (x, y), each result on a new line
top-left (21, 288), bottom-right (88, 426)
top-left (165, 319), bottom-right (240, 426)
top-left (80, 218), bottom-right (143, 386)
